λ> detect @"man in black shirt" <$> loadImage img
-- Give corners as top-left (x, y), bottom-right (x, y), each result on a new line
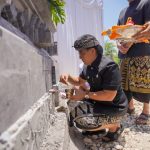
top-left (60, 34), bottom-right (128, 142)
top-left (117, 0), bottom-right (150, 125)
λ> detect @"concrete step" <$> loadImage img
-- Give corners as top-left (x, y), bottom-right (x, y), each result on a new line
top-left (39, 109), bottom-right (88, 150)
top-left (40, 112), bottom-right (70, 150)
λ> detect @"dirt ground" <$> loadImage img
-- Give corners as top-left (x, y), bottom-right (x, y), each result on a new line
top-left (41, 100), bottom-right (150, 150)
top-left (69, 101), bottom-right (150, 150)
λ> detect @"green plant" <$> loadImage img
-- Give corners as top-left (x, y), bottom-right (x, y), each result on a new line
top-left (104, 41), bottom-right (120, 64)
top-left (48, 0), bottom-right (66, 26)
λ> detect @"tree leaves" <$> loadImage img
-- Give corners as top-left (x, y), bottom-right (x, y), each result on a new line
top-left (104, 41), bottom-right (119, 64)
top-left (48, 0), bottom-right (66, 26)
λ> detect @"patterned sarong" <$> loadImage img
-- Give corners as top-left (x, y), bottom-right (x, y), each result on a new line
top-left (120, 56), bottom-right (150, 93)
top-left (120, 56), bottom-right (150, 103)
top-left (68, 101), bottom-right (122, 131)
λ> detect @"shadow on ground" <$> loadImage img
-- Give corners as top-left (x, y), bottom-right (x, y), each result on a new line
top-left (68, 126), bottom-right (126, 150)
top-left (69, 127), bottom-right (87, 150)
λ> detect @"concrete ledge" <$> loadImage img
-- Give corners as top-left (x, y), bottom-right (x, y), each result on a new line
top-left (0, 93), bottom-right (55, 150)
top-left (40, 112), bottom-right (69, 150)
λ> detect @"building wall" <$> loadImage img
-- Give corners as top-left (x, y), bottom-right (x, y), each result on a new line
top-left (0, 93), bottom-right (56, 150)
top-left (0, 0), bottom-right (56, 133)
top-left (0, 25), bottom-right (53, 133)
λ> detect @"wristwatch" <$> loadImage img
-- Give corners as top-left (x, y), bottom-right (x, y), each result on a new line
top-left (84, 91), bottom-right (90, 99)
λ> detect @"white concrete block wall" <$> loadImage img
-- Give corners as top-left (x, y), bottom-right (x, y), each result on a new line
top-left (0, 26), bottom-right (53, 133)
top-left (0, 93), bottom-right (55, 150)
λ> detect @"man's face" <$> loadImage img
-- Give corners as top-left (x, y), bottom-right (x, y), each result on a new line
top-left (78, 48), bottom-right (95, 65)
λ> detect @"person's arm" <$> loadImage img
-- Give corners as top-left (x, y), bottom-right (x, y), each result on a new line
top-left (116, 13), bottom-right (133, 54)
top-left (117, 41), bottom-right (133, 54)
top-left (133, 1), bottom-right (150, 40)
top-left (87, 90), bottom-right (117, 101)
top-left (70, 63), bottom-right (121, 102)
top-left (69, 88), bottom-right (117, 102)
top-left (87, 63), bottom-right (119, 101)
top-left (68, 75), bottom-right (86, 86)
top-left (59, 74), bottom-right (85, 86)
top-left (133, 21), bottom-right (150, 40)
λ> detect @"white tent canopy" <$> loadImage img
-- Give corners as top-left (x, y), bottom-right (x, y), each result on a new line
top-left (55, 0), bottom-right (103, 76)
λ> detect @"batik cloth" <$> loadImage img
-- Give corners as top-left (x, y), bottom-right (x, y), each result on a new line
top-left (69, 100), bottom-right (126, 131)
top-left (120, 56), bottom-right (150, 103)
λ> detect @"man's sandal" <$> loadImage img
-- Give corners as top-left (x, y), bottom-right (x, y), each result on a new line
top-left (102, 125), bottom-right (124, 142)
top-left (135, 113), bottom-right (150, 125)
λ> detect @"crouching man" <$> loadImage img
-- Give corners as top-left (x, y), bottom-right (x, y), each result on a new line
top-left (60, 34), bottom-right (128, 142)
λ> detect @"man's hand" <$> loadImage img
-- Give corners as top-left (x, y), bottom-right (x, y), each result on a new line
top-left (69, 88), bottom-right (85, 101)
top-left (59, 74), bottom-right (69, 85)
top-left (133, 21), bottom-right (150, 40)
top-left (117, 42), bottom-right (133, 54)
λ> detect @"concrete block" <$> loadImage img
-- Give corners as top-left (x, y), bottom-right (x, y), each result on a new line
top-left (0, 26), bottom-right (53, 133)
top-left (0, 93), bottom-right (55, 150)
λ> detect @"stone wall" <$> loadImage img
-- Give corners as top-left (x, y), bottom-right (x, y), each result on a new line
top-left (0, 0), bottom-right (57, 133)
top-left (0, 25), bottom-right (53, 133)
top-left (0, 0), bottom-right (56, 51)
top-left (0, 93), bottom-right (56, 150)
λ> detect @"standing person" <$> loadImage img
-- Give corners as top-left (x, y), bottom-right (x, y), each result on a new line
top-left (60, 34), bottom-right (128, 142)
top-left (117, 0), bottom-right (150, 124)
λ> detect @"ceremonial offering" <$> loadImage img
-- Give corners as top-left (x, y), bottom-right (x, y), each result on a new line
top-left (102, 17), bottom-right (149, 43)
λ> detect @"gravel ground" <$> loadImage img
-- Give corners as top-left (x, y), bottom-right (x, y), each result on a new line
top-left (41, 101), bottom-right (150, 150)
top-left (69, 101), bottom-right (150, 150)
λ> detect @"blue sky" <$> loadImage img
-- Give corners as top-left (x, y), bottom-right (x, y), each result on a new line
top-left (103, 0), bottom-right (128, 30)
